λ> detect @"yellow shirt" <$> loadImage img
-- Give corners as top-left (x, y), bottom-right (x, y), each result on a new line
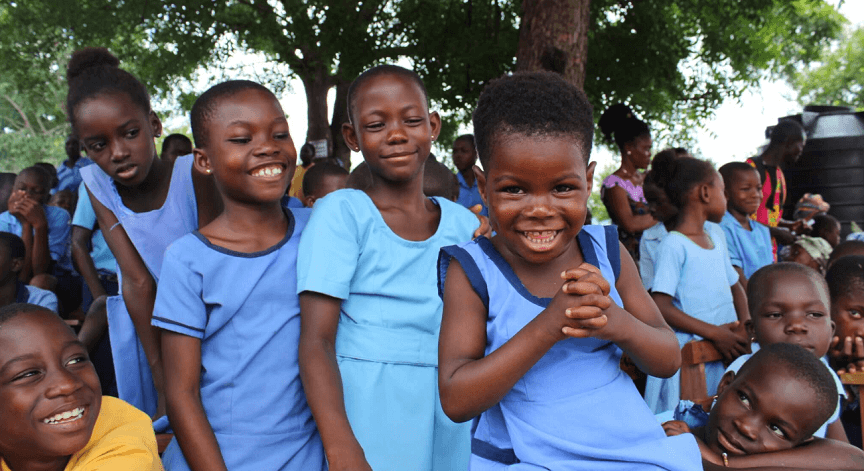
top-left (288, 164), bottom-right (310, 199)
top-left (2, 396), bottom-right (162, 471)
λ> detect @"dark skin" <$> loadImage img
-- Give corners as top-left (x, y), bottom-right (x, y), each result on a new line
top-left (300, 73), bottom-right (483, 471)
top-left (603, 134), bottom-right (657, 234)
top-left (160, 88), bottom-right (297, 471)
top-left (439, 134), bottom-right (681, 425)
top-left (651, 172), bottom-right (750, 361)
top-left (75, 91), bottom-right (221, 419)
top-left (0, 245), bottom-right (24, 306)
top-left (451, 137), bottom-right (477, 188)
top-left (757, 134), bottom-right (807, 245)
top-left (71, 224), bottom-right (107, 303)
top-left (664, 366), bottom-right (864, 469)
top-left (8, 170), bottom-right (51, 280)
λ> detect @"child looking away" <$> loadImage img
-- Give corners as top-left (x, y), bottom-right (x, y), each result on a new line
top-left (153, 81), bottom-right (325, 471)
top-left (718, 162), bottom-right (773, 289)
top-left (437, 71), bottom-right (700, 469)
top-left (0, 303), bottom-right (160, 471)
top-left (0, 232), bottom-right (57, 312)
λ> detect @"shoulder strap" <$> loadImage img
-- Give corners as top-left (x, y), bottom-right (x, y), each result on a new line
top-left (438, 244), bottom-right (490, 309)
top-left (604, 225), bottom-right (621, 281)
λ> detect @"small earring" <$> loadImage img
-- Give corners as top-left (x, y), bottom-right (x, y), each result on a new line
top-left (205, 169), bottom-right (211, 174)
top-left (627, 151), bottom-right (631, 155)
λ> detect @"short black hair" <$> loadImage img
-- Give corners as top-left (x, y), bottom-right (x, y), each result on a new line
top-left (767, 119), bottom-right (806, 148)
top-left (643, 156), bottom-right (715, 225)
top-left (738, 342), bottom-right (838, 431)
top-left (302, 161), bottom-right (348, 197)
top-left (0, 303), bottom-right (57, 327)
top-left (19, 166), bottom-right (53, 192)
top-left (826, 255), bottom-right (864, 301)
top-left (66, 48), bottom-right (152, 136)
top-left (161, 134), bottom-right (192, 156)
top-left (190, 80), bottom-right (276, 148)
top-left (829, 240), bottom-right (864, 267)
top-left (455, 134), bottom-right (475, 148)
top-left (472, 71), bottom-right (593, 169)
top-left (598, 103), bottom-right (651, 151)
top-left (0, 232), bottom-right (25, 259)
top-left (299, 143), bottom-right (317, 167)
top-left (718, 162), bottom-right (759, 188)
top-left (423, 157), bottom-right (458, 201)
top-left (747, 262), bottom-right (829, 315)
top-left (812, 214), bottom-right (840, 237)
top-left (346, 65), bottom-right (428, 125)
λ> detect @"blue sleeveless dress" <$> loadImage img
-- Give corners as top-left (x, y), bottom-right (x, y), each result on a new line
top-left (438, 225), bottom-right (701, 470)
top-left (80, 154), bottom-right (198, 417)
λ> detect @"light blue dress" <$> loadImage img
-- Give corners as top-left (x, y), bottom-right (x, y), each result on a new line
top-left (645, 222), bottom-right (739, 413)
top-left (719, 212), bottom-right (773, 278)
top-left (152, 208), bottom-right (326, 470)
top-left (80, 154), bottom-right (198, 416)
top-left (438, 226), bottom-right (701, 470)
top-left (296, 189), bottom-right (478, 471)
top-left (638, 222), bottom-right (667, 291)
top-left (456, 172), bottom-right (487, 216)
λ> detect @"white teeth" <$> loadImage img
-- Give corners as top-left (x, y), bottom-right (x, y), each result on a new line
top-left (43, 407), bottom-right (84, 424)
top-left (524, 231), bottom-right (557, 242)
top-left (252, 166), bottom-right (282, 177)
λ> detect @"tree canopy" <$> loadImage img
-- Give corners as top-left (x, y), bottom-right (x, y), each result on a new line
top-left (0, 0), bottom-right (846, 169)
top-left (792, 24), bottom-right (864, 109)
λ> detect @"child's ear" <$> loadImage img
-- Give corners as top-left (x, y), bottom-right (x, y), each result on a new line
top-left (193, 148), bottom-right (212, 176)
top-left (474, 165), bottom-right (487, 207)
top-left (303, 195), bottom-right (316, 208)
top-left (149, 110), bottom-right (163, 140)
top-left (715, 371), bottom-right (736, 399)
top-left (745, 319), bottom-right (755, 341)
top-left (342, 122), bottom-right (360, 154)
top-left (10, 257), bottom-right (23, 274)
top-left (585, 161), bottom-right (596, 195)
top-left (429, 111), bottom-right (441, 142)
top-left (699, 183), bottom-right (711, 204)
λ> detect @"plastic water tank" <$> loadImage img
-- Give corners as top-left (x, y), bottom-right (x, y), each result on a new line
top-left (774, 106), bottom-right (864, 237)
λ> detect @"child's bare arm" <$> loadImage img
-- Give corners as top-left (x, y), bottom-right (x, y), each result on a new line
top-left (298, 292), bottom-right (371, 471)
top-left (731, 280), bottom-right (750, 323)
top-left (724, 437), bottom-right (864, 469)
top-left (16, 196), bottom-right (50, 275)
top-left (652, 292), bottom-right (749, 361)
top-left (438, 260), bottom-right (609, 423)
top-left (604, 242), bottom-right (681, 377)
top-left (71, 225), bottom-right (107, 300)
top-left (161, 331), bottom-right (228, 471)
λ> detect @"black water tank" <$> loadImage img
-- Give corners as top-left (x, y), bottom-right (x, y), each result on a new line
top-left (775, 106), bottom-right (864, 237)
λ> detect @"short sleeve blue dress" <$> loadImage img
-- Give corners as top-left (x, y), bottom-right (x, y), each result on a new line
top-left (80, 154), bottom-right (198, 416)
top-left (152, 208), bottom-right (325, 470)
top-left (296, 189), bottom-right (478, 471)
top-left (438, 225), bottom-right (701, 470)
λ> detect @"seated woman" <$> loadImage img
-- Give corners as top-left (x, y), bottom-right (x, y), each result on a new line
top-left (0, 303), bottom-right (160, 471)
top-left (663, 343), bottom-right (864, 470)
top-left (598, 104), bottom-right (657, 262)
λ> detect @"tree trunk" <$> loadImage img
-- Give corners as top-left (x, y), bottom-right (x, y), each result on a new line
top-left (329, 79), bottom-right (352, 169)
top-left (300, 71), bottom-right (333, 154)
top-left (515, 0), bottom-right (590, 90)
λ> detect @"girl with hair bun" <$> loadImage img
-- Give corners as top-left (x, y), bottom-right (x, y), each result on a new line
top-left (598, 104), bottom-right (657, 262)
top-left (67, 47), bottom-right (220, 419)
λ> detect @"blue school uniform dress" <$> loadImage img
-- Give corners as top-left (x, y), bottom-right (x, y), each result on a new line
top-left (719, 212), bottom-right (773, 279)
top-left (438, 226), bottom-right (701, 470)
top-left (152, 208), bottom-right (325, 470)
top-left (55, 157), bottom-right (94, 193)
top-left (80, 154), bottom-right (199, 416)
top-left (456, 173), bottom-right (488, 216)
top-left (9, 280), bottom-right (58, 312)
top-left (638, 222), bottom-right (667, 291)
top-left (644, 222), bottom-right (740, 414)
top-left (296, 189), bottom-right (478, 471)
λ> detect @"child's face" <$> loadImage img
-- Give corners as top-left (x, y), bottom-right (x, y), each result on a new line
top-left (706, 171), bottom-right (728, 223)
top-left (624, 134), bottom-right (653, 169)
top-left (0, 311), bottom-right (101, 463)
top-left (197, 88), bottom-right (296, 205)
top-left (305, 174), bottom-right (348, 208)
top-left (819, 222), bottom-right (841, 248)
top-left (787, 244), bottom-right (821, 272)
top-left (478, 134), bottom-right (593, 265)
top-left (725, 169), bottom-right (762, 217)
top-left (706, 363), bottom-right (823, 456)
top-left (13, 171), bottom-right (50, 205)
top-left (76, 92), bottom-right (161, 187)
top-left (751, 271), bottom-right (833, 357)
top-left (832, 291), bottom-right (864, 348)
top-left (49, 191), bottom-right (75, 216)
top-left (343, 73), bottom-right (440, 185)
top-left (452, 138), bottom-right (477, 173)
top-left (0, 245), bottom-right (21, 283)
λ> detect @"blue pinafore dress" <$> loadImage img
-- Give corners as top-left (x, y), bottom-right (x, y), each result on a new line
top-left (81, 155), bottom-right (198, 417)
top-left (438, 225), bottom-right (701, 470)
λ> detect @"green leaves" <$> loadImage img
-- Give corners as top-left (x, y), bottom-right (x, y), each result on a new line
top-left (792, 24), bottom-right (864, 109)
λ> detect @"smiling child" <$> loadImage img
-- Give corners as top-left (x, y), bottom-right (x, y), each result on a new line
top-left (0, 303), bottom-right (160, 471)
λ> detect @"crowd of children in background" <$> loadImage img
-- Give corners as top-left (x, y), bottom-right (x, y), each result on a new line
top-left (2, 45), bottom-right (864, 471)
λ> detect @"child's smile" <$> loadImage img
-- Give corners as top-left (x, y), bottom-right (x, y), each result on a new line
top-left (480, 135), bottom-right (593, 265)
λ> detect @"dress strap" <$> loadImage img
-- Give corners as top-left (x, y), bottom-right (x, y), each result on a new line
top-left (438, 245), bottom-right (490, 309)
top-left (471, 438), bottom-right (519, 465)
top-left (604, 225), bottom-right (621, 281)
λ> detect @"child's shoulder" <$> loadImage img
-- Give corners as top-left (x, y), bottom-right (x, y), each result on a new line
top-left (69, 396), bottom-right (160, 470)
top-left (434, 196), bottom-right (480, 239)
top-left (44, 204), bottom-right (71, 223)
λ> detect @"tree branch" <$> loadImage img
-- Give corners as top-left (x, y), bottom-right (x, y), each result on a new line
top-left (3, 95), bottom-right (32, 132)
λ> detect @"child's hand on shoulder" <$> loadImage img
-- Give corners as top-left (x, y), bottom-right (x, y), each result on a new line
top-left (542, 263), bottom-right (614, 341)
